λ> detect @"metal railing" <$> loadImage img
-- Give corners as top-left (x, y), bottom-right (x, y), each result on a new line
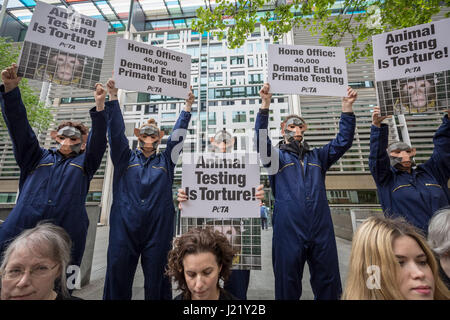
top-left (329, 204), bottom-right (383, 240)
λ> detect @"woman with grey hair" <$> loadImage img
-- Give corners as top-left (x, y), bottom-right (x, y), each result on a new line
top-left (0, 222), bottom-right (79, 300)
top-left (428, 207), bottom-right (450, 290)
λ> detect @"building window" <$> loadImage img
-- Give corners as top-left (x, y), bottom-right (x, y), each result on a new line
top-left (208, 113), bottom-right (216, 125)
top-left (232, 111), bottom-right (247, 123)
top-left (230, 56), bottom-right (244, 65)
top-left (86, 192), bottom-right (102, 202)
top-left (167, 32), bottom-right (180, 40)
top-left (326, 190), bottom-right (379, 204)
top-left (232, 87), bottom-right (245, 97)
top-left (0, 193), bottom-right (17, 203)
top-left (160, 125), bottom-right (173, 135)
top-left (209, 72), bottom-right (222, 82)
top-left (248, 74), bottom-right (262, 84)
top-left (161, 113), bottom-right (176, 120)
top-left (144, 104), bottom-right (158, 114)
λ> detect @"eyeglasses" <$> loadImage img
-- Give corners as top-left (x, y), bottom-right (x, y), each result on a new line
top-left (1, 264), bottom-right (59, 281)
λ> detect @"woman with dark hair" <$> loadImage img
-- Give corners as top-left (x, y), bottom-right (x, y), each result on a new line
top-left (166, 227), bottom-right (238, 300)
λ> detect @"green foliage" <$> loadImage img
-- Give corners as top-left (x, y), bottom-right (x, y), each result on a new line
top-left (192, 0), bottom-right (447, 63)
top-left (0, 37), bottom-right (53, 132)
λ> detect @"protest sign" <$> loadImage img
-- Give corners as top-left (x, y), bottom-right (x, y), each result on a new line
top-left (181, 152), bottom-right (260, 218)
top-left (17, 1), bottom-right (108, 89)
top-left (179, 216), bottom-right (262, 270)
top-left (113, 38), bottom-right (191, 98)
top-left (373, 18), bottom-right (450, 115)
top-left (268, 44), bottom-right (348, 96)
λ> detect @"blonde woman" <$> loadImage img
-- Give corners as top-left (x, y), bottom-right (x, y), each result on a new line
top-left (342, 216), bottom-right (450, 300)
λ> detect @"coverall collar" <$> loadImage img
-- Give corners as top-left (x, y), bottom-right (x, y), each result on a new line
top-left (278, 140), bottom-right (310, 160)
top-left (137, 148), bottom-right (157, 164)
top-left (49, 147), bottom-right (78, 159)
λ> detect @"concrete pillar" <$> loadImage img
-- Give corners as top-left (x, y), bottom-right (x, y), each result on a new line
top-left (0, 0), bottom-right (9, 36)
top-left (79, 204), bottom-right (102, 287)
top-left (99, 32), bottom-right (130, 225)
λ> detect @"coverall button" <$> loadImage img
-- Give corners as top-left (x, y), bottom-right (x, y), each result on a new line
top-left (48, 199), bottom-right (52, 203)
top-left (141, 199), bottom-right (145, 203)
top-left (306, 197), bottom-right (310, 200)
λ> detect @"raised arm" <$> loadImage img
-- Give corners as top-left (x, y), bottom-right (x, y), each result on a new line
top-left (318, 87), bottom-right (357, 170)
top-left (0, 63), bottom-right (43, 173)
top-left (83, 82), bottom-right (108, 179)
top-left (164, 87), bottom-right (193, 165)
top-left (422, 110), bottom-right (450, 183)
top-left (104, 79), bottom-right (131, 173)
top-left (255, 83), bottom-right (279, 173)
top-left (369, 106), bottom-right (393, 185)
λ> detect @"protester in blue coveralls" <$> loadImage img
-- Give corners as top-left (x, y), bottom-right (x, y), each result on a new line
top-left (369, 106), bottom-right (450, 234)
top-left (103, 80), bottom-right (194, 300)
top-left (255, 83), bottom-right (357, 300)
top-left (0, 63), bottom-right (107, 271)
top-left (177, 129), bottom-right (265, 300)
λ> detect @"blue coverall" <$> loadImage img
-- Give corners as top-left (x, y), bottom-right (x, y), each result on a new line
top-left (255, 109), bottom-right (356, 300)
top-left (369, 115), bottom-right (450, 234)
top-left (224, 262), bottom-right (251, 300)
top-left (103, 100), bottom-right (190, 300)
top-left (0, 86), bottom-right (107, 268)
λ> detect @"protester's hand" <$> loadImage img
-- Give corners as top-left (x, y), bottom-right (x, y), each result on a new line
top-left (259, 83), bottom-right (272, 109)
top-left (342, 87), bottom-right (357, 112)
top-left (94, 83), bottom-right (107, 111)
top-left (177, 188), bottom-right (188, 210)
top-left (372, 106), bottom-right (391, 127)
top-left (185, 86), bottom-right (194, 112)
top-left (255, 184), bottom-right (265, 200)
top-left (1, 63), bottom-right (21, 93)
top-left (106, 79), bottom-right (118, 101)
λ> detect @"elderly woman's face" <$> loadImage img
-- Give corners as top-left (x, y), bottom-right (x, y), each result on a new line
top-left (1, 245), bottom-right (60, 300)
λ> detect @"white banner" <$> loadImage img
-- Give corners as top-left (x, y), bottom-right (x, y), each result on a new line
top-left (181, 153), bottom-right (260, 218)
top-left (268, 44), bottom-right (348, 96)
top-left (114, 38), bottom-right (191, 99)
top-left (373, 18), bottom-right (450, 81)
top-left (24, 1), bottom-right (108, 59)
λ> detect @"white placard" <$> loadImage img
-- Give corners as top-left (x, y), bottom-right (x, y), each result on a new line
top-left (268, 44), bottom-right (348, 96)
top-left (181, 153), bottom-right (260, 218)
top-left (24, 1), bottom-right (108, 59)
top-left (373, 18), bottom-right (450, 81)
top-left (114, 38), bottom-right (191, 99)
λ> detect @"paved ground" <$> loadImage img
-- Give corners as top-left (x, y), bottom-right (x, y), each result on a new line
top-left (72, 225), bottom-right (352, 300)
